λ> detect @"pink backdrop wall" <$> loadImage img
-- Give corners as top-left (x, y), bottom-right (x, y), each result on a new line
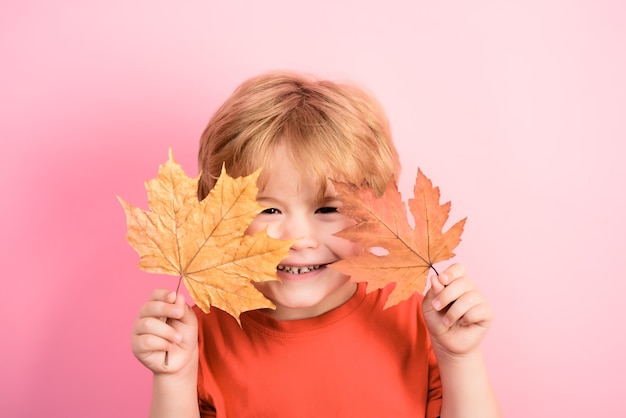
top-left (2, 1), bottom-right (624, 416)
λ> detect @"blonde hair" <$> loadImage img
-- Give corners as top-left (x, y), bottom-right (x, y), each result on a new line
top-left (197, 71), bottom-right (400, 200)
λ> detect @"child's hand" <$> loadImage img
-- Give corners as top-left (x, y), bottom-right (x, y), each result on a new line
top-left (422, 263), bottom-right (493, 357)
top-left (131, 289), bottom-right (198, 374)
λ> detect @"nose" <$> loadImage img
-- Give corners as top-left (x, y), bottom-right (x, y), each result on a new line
top-left (279, 215), bottom-right (319, 251)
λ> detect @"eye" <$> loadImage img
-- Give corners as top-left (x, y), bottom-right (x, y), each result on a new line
top-left (316, 207), bottom-right (338, 214)
top-left (261, 208), bottom-right (281, 215)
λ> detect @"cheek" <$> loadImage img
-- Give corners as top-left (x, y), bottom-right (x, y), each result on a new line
top-left (324, 218), bottom-right (361, 256)
top-left (246, 217), bottom-right (282, 240)
top-left (245, 218), bottom-right (265, 235)
top-left (329, 235), bottom-right (362, 258)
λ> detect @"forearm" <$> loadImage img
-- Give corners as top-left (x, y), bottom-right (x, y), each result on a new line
top-left (149, 352), bottom-right (200, 418)
top-left (436, 349), bottom-right (501, 418)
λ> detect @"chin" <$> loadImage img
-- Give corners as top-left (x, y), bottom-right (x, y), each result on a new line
top-left (257, 274), bottom-right (355, 318)
top-left (263, 282), bottom-right (333, 308)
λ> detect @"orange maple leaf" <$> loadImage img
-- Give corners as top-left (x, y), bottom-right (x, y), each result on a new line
top-left (330, 169), bottom-right (466, 309)
top-left (118, 149), bottom-right (293, 323)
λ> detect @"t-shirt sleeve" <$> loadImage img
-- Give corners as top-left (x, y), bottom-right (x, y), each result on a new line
top-left (425, 325), bottom-right (443, 418)
top-left (198, 399), bottom-right (217, 418)
top-left (195, 306), bottom-right (223, 418)
top-left (425, 349), bottom-right (443, 418)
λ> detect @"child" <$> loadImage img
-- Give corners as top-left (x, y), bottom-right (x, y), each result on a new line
top-left (131, 71), bottom-right (501, 418)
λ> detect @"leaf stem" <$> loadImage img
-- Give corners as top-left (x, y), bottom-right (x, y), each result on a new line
top-left (163, 276), bottom-right (184, 368)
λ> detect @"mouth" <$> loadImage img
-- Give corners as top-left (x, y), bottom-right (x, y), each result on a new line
top-left (276, 264), bottom-right (326, 275)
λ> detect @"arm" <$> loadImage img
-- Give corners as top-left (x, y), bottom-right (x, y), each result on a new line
top-left (132, 289), bottom-right (200, 418)
top-left (422, 264), bottom-right (501, 418)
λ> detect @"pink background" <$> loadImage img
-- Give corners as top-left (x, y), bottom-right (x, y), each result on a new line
top-left (2, 1), bottom-right (624, 417)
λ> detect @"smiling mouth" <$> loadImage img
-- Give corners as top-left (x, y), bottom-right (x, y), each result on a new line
top-left (277, 264), bottom-right (325, 275)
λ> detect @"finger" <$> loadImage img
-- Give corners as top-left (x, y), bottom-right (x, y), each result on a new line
top-left (430, 274), bottom-right (475, 312)
top-left (457, 300), bottom-right (493, 327)
top-left (424, 274), bottom-right (442, 297)
top-left (440, 263), bottom-right (466, 281)
top-left (132, 332), bottom-right (175, 355)
top-left (137, 298), bottom-right (184, 321)
top-left (149, 288), bottom-right (177, 303)
top-left (431, 274), bottom-right (446, 293)
top-left (134, 316), bottom-right (183, 345)
top-left (173, 293), bottom-right (198, 326)
top-left (422, 274), bottom-right (443, 311)
top-left (441, 290), bottom-right (484, 327)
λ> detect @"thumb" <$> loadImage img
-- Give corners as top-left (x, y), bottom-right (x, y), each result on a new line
top-left (423, 274), bottom-right (445, 308)
top-left (172, 292), bottom-right (197, 326)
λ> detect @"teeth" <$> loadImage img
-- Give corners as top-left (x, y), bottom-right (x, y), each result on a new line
top-left (277, 265), bottom-right (322, 275)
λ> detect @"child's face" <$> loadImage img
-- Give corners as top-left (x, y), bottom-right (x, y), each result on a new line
top-left (247, 146), bottom-right (360, 320)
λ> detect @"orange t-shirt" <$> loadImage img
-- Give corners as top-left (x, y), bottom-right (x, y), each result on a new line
top-left (194, 283), bottom-right (442, 418)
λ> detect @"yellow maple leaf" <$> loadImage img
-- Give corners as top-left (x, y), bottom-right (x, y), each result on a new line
top-left (118, 149), bottom-right (293, 323)
top-left (330, 169), bottom-right (466, 309)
